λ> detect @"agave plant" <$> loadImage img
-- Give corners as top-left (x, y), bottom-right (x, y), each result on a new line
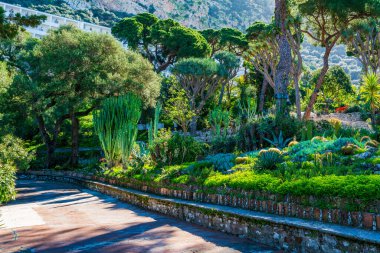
top-left (264, 131), bottom-right (292, 149)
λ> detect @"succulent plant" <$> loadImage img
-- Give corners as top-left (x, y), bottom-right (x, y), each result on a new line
top-left (365, 140), bottom-right (379, 148)
top-left (360, 136), bottom-right (372, 143)
top-left (235, 157), bottom-right (249, 165)
top-left (301, 121), bottom-right (313, 141)
top-left (311, 136), bottom-right (328, 143)
top-left (264, 131), bottom-right (292, 149)
top-left (255, 149), bottom-right (283, 171)
top-left (205, 153), bottom-right (236, 173)
top-left (288, 141), bottom-right (299, 148)
top-left (341, 144), bottom-right (360, 155)
top-left (329, 118), bottom-right (342, 136)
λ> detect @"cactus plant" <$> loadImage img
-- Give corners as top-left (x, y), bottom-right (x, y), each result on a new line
top-left (93, 93), bottom-right (142, 168)
top-left (209, 107), bottom-right (230, 140)
top-left (255, 149), bottom-right (283, 170)
top-left (329, 118), bottom-right (342, 136)
top-left (301, 121), bottom-right (313, 141)
top-left (148, 103), bottom-right (162, 148)
top-left (341, 144), bottom-right (360, 155)
top-left (311, 136), bottom-right (328, 143)
top-left (288, 140), bottom-right (299, 148)
top-left (235, 157), bottom-right (249, 165)
top-left (365, 140), bottom-right (379, 148)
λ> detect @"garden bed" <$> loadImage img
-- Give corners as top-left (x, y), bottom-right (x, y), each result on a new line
top-left (18, 171), bottom-right (380, 253)
top-left (23, 169), bottom-right (380, 231)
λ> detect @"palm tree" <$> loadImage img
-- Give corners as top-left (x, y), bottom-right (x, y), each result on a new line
top-left (361, 72), bottom-right (380, 126)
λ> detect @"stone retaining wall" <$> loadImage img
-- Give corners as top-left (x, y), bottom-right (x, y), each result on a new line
top-left (20, 170), bottom-right (380, 232)
top-left (18, 172), bottom-right (380, 253)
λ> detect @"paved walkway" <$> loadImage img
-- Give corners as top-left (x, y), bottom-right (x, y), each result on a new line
top-left (0, 180), bottom-right (276, 253)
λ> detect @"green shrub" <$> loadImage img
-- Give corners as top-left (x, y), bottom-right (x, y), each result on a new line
top-left (0, 135), bottom-right (34, 171)
top-left (0, 164), bottom-right (16, 204)
top-left (288, 138), bottom-right (362, 162)
top-left (150, 130), bottom-right (204, 167)
top-left (205, 153), bottom-right (236, 173)
top-left (345, 105), bottom-right (361, 113)
top-left (277, 175), bottom-right (380, 201)
top-left (257, 115), bottom-right (303, 144)
top-left (204, 170), bottom-right (282, 191)
top-left (210, 136), bottom-right (238, 154)
top-left (332, 138), bottom-right (363, 150)
top-left (0, 135), bottom-right (34, 204)
top-left (204, 171), bottom-right (380, 202)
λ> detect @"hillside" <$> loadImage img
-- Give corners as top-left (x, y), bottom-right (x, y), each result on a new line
top-left (3, 0), bottom-right (362, 83)
top-left (3, 0), bottom-right (274, 29)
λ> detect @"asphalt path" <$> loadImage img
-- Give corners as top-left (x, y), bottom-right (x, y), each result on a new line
top-left (0, 180), bottom-right (277, 253)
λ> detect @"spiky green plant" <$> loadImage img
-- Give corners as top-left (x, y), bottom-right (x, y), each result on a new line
top-left (119, 97), bottom-right (142, 168)
top-left (255, 149), bottom-right (283, 171)
top-left (264, 131), bottom-right (292, 149)
top-left (238, 97), bottom-right (257, 123)
top-left (361, 72), bottom-right (380, 126)
top-left (301, 121), bottom-right (313, 141)
top-left (93, 94), bottom-right (142, 168)
top-left (209, 107), bottom-right (230, 139)
top-left (148, 103), bottom-right (162, 148)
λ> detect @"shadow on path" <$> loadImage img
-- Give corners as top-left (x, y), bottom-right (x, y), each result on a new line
top-left (0, 180), bottom-right (277, 253)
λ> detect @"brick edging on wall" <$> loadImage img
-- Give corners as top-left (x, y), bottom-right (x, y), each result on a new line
top-left (18, 172), bottom-right (380, 253)
top-left (19, 170), bottom-right (380, 232)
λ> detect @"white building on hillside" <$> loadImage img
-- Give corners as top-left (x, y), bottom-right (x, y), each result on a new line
top-left (0, 1), bottom-right (111, 38)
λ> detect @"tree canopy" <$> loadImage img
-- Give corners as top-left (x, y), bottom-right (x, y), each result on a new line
top-left (201, 28), bottom-right (249, 56)
top-left (4, 25), bottom-right (161, 168)
top-left (295, 0), bottom-right (380, 119)
top-left (343, 18), bottom-right (380, 74)
top-left (312, 66), bottom-right (354, 110)
top-left (112, 13), bottom-right (211, 72)
top-left (172, 57), bottom-right (224, 133)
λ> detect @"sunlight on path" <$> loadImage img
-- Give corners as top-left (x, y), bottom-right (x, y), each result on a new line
top-left (0, 205), bottom-right (45, 229)
top-left (0, 180), bottom-right (276, 253)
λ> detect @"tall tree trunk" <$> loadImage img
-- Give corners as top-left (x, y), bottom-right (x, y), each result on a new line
top-left (36, 115), bottom-right (60, 169)
top-left (189, 98), bottom-right (198, 134)
top-left (190, 116), bottom-right (198, 135)
top-left (259, 78), bottom-right (268, 113)
top-left (70, 112), bottom-right (80, 167)
top-left (290, 32), bottom-right (303, 120)
top-left (294, 75), bottom-right (302, 120)
top-left (274, 0), bottom-right (292, 116)
top-left (303, 46), bottom-right (333, 119)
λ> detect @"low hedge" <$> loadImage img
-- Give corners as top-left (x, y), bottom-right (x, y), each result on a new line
top-left (204, 171), bottom-right (380, 202)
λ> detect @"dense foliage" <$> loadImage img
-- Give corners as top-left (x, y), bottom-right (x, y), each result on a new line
top-left (0, 135), bottom-right (34, 203)
top-left (0, 1), bottom-right (379, 210)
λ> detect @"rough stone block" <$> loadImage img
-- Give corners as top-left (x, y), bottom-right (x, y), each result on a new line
top-left (362, 213), bottom-right (374, 230)
top-left (314, 208), bottom-right (321, 221)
